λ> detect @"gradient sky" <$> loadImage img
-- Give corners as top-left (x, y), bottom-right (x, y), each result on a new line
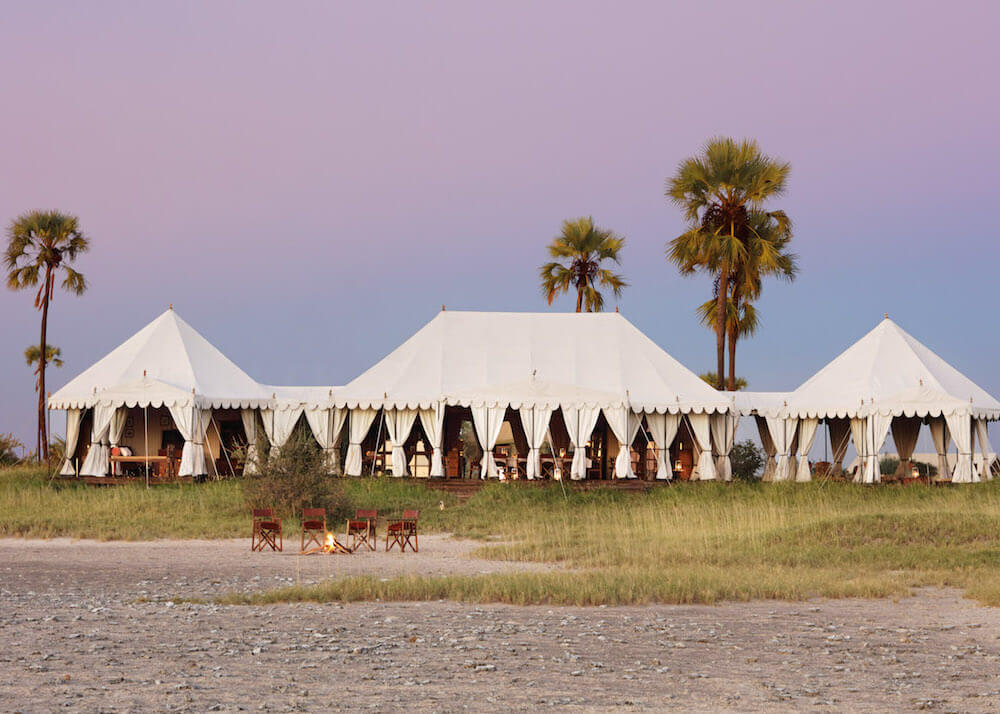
top-left (2, 1), bottom-right (999, 455)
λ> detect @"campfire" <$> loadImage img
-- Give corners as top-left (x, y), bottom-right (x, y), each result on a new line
top-left (303, 532), bottom-right (352, 555)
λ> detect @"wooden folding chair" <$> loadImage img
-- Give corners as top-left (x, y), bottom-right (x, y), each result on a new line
top-left (346, 509), bottom-right (377, 552)
top-left (251, 508), bottom-right (282, 552)
top-left (300, 507), bottom-right (326, 552)
top-left (386, 509), bottom-right (419, 552)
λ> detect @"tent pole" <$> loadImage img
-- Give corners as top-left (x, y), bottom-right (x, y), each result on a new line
top-left (370, 409), bottom-right (385, 477)
top-left (544, 426), bottom-right (568, 501)
top-left (144, 406), bottom-right (149, 489)
top-left (212, 417), bottom-right (235, 479)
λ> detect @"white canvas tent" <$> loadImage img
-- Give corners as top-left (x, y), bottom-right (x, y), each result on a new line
top-left (747, 317), bottom-right (1000, 483)
top-left (49, 308), bottom-right (272, 477)
top-left (334, 310), bottom-right (734, 480)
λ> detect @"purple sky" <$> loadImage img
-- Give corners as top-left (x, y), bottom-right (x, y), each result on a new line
top-left (2, 1), bottom-right (999, 452)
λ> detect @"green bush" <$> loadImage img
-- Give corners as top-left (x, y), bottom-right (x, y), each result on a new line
top-left (730, 440), bottom-right (764, 480)
top-left (241, 431), bottom-right (353, 521)
top-left (880, 456), bottom-right (900, 476)
top-left (0, 433), bottom-right (24, 466)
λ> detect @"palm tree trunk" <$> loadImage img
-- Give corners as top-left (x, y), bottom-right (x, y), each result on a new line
top-left (727, 324), bottom-right (737, 392)
top-left (576, 289), bottom-right (583, 313)
top-left (715, 266), bottom-right (728, 390)
top-left (37, 267), bottom-right (51, 462)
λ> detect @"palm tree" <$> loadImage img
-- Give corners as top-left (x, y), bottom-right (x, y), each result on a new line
top-left (697, 291), bottom-right (759, 390)
top-left (540, 217), bottom-right (627, 312)
top-left (699, 372), bottom-right (748, 391)
top-left (25, 344), bottom-right (64, 391)
top-left (666, 137), bottom-right (793, 389)
top-left (5, 211), bottom-right (89, 461)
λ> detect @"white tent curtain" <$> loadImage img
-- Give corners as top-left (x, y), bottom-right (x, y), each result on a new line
top-left (519, 406), bottom-right (553, 480)
top-left (60, 408), bottom-right (83, 476)
top-left (795, 418), bottom-right (819, 482)
top-left (80, 404), bottom-right (115, 476)
top-left (108, 407), bottom-right (128, 475)
top-left (754, 416), bottom-right (777, 482)
top-left (646, 412), bottom-right (681, 481)
top-left (710, 413), bottom-right (738, 482)
top-left (471, 406), bottom-right (506, 479)
top-left (241, 409), bottom-right (259, 475)
top-left (305, 407), bottom-right (346, 474)
top-left (945, 412), bottom-right (977, 483)
top-left (169, 404), bottom-right (206, 477)
top-left (605, 407), bottom-right (640, 479)
top-left (109, 408), bottom-right (127, 448)
top-left (765, 417), bottom-right (796, 482)
top-left (418, 404), bottom-right (445, 478)
top-left (861, 414), bottom-right (892, 484)
top-left (828, 418), bottom-right (851, 475)
top-left (563, 406), bottom-right (600, 480)
top-left (200, 409), bottom-right (217, 478)
top-left (384, 409), bottom-right (418, 477)
top-left (849, 417), bottom-right (866, 483)
top-left (260, 407), bottom-right (302, 459)
top-left (928, 417), bottom-right (951, 481)
top-left (687, 414), bottom-right (716, 481)
top-left (975, 419), bottom-right (997, 480)
top-left (890, 416), bottom-right (922, 478)
top-left (344, 408), bottom-right (378, 476)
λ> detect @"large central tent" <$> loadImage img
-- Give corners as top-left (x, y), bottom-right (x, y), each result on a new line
top-left (744, 317), bottom-right (1000, 483)
top-left (334, 310), bottom-right (734, 480)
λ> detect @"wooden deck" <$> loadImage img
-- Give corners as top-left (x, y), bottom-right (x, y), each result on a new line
top-left (64, 474), bottom-right (667, 494)
top-left (65, 475), bottom-right (195, 487)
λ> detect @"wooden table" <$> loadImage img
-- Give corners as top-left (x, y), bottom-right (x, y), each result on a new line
top-left (110, 455), bottom-right (174, 478)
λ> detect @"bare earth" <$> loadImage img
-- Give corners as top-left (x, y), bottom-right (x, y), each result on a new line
top-left (2, 538), bottom-right (999, 713)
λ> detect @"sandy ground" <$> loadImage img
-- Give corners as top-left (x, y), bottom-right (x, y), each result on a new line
top-left (2, 538), bottom-right (999, 712)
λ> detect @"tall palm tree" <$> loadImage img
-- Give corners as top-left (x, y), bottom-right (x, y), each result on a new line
top-left (667, 137), bottom-right (793, 389)
top-left (5, 211), bottom-right (89, 461)
top-left (25, 344), bottom-right (64, 391)
top-left (540, 217), bottom-right (627, 312)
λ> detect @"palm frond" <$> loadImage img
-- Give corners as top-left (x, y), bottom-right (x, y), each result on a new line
top-left (540, 217), bottom-right (626, 311)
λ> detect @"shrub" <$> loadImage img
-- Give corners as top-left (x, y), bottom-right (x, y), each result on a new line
top-left (879, 456), bottom-right (899, 476)
top-left (730, 440), bottom-right (763, 481)
top-left (241, 431), bottom-right (352, 521)
top-left (0, 433), bottom-right (24, 466)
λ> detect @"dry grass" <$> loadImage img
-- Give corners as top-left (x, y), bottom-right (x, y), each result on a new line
top-left (4, 465), bottom-right (1000, 606)
top-left (0, 465), bottom-right (452, 539)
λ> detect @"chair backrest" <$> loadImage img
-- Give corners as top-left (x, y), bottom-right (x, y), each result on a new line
top-left (253, 507), bottom-right (274, 519)
top-left (302, 507), bottom-right (325, 519)
top-left (356, 508), bottom-right (377, 519)
top-left (402, 509), bottom-right (419, 521)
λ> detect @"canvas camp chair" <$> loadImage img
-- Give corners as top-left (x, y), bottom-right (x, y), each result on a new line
top-left (385, 509), bottom-right (419, 552)
top-left (346, 509), bottom-right (377, 552)
top-left (251, 508), bottom-right (282, 552)
top-left (300, 507), bottom-right (326, 552)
